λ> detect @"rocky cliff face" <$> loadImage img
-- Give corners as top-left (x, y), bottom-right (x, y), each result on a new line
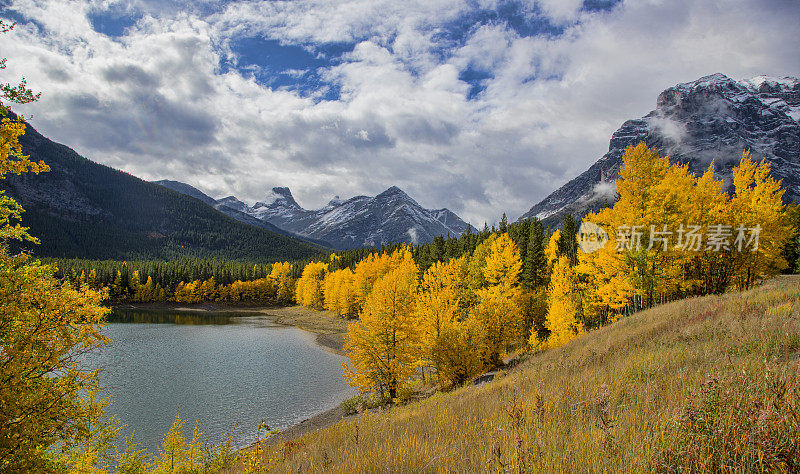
top-left (520, 73), bottom-right (800, 228)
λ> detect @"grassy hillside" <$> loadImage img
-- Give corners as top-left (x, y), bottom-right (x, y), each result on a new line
top-left (244, 276), bottom-right (800, 472)
top-left (1, 114), bottom-right (325, 262)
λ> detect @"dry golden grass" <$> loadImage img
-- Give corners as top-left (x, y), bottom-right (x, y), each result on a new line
top-left (233, 276), bottom-right (800, 473)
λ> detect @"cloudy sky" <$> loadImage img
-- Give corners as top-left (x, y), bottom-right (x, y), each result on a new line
top-left (2, 0), bottom-right (799, 224)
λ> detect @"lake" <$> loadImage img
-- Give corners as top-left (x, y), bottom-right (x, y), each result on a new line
top-left (88, 308), bottom-right (356, 454)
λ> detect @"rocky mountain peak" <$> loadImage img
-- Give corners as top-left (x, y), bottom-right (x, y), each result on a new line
top-left (520, 73), bottom-right (800, 228)
top-left (376, 185), bottom-right (412, 201)
top-left (255, 186), bottom-right (302, 210)
top-left (239, 185), bottom-right (467, 249)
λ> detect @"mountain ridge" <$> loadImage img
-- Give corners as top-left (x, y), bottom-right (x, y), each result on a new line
top-left (212, 185), bottom-right (469, 249)
top-left (153, 180), bottom-right (333, 248)
top-left (0, 115), bottom-right (324, 262)
top-left (520, 73), bottom-right (800, 228)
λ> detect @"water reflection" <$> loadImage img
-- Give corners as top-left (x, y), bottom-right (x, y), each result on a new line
top-left (90, 308), bottom-right (355, 454)
top-left (109, 308), bottom-right (252, 325)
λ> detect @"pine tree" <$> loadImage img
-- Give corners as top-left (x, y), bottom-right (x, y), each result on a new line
top-left (524, 218), bottom-right (546, 287)
top-left (558, 215), bottom-right (578, 266)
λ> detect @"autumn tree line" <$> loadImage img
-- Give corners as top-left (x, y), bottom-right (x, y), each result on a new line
top-left (283, 143), bottom-right (797, 401)
top-left (52, 212), bottom-right (557, 305)
top-left (47, 143), bottom-right (800, 405)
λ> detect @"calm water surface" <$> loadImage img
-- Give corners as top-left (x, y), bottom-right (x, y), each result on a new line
top-left (88, 309), bottom-right (356, 454)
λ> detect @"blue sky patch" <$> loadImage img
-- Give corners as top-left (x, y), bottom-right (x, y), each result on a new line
top-left (88, 6), bottom-right (141, 38)
top-left (459, 66), bottom-right (494, 100)
top-left (582, 0), bottom-right (623, 13)
top-left (434, 1), bottom-right (564, 53)
top-left (224, 37), bottom-right (353, 100)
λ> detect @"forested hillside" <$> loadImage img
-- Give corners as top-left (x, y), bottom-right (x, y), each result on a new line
top-left (1, 114), bottom-right (324, 262)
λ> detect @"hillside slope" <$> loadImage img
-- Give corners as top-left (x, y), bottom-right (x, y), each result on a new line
top-left (1, 115), bottom-right (324, 262)
top-left (249, 276), bottom-right (800, 472)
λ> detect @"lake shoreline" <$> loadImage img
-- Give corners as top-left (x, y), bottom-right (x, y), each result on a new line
top-left (110, 303), bottom-right (357, 454)
top-left (113, 303), bottom-right (350, 353)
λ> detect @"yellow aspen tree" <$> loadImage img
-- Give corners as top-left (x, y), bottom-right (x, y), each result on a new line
top-left (152, 413), bottom-right (204, 474)
top-left (681, 163), bottom-right (730, 294)
top-left (545, 229), bottom-right (560, 265)
top-left (460, 234), bottom-right (497, 309)
top-left (323, 270), bottom-right (338, 313)
top-left (137, 275), bottom-right (155, 302)
top-left (336, 268), bottom-right (359, 318)
top-left (543, 255), bottom-right (583, 348)
top-left (268, 262), bottom-right (295, 304)
top-left (351, 247), bottom-right (414, 311)
top-left (295, 261), bottom-right (328, 309)
top-left (343, 251), bottom-right (421, 400)
top-left (432, 312), bottom-right (484, 387)
top-left (416, 256), bottom-right (468, 382)
top-left (474, 234), bottom-right (523, 368)
top-left (729, 150), bottom-right (791, 289)
top-left (323, 268), bottom-right (359, 317)
top-left (129, 270), bottom-right (141, 296)
top-left (0, 115), bottom-right (48, 243)
top-left (575, 241), bottom-right (633, 327)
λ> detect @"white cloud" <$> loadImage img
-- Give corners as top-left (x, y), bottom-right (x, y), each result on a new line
top-left (2, 0), bottom-right (799, 227)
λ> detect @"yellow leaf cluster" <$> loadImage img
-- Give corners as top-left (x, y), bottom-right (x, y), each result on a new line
top-left (343, 248), bottom-right (421, 399)
top-left (268, 261), bottom-right (295, 303)
top-left (575, 142), bottom-right (791, 327)
top-left (323, 268), bottom-right (359, 318)
top-left (295, 261), bottom-right (328, 309)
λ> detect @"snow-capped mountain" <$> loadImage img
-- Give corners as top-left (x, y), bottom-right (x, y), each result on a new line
top-left (519, 73), bottom-right (800, 228)
top-left (153, 180), bottom-right (331, 247)
top-left (239, 186), bottom-right (469, 249)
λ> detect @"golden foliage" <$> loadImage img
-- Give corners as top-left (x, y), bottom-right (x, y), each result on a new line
top-left (541, 255), bottom-right (583, 348)
top-left (474, 234), bottom-right (524, 367)
top-left (296, 261), bottom-right (328, 309)
top-left (416, 256), bottom-right (482, 386)
top-left (268, 261), bottom-right (295, 303)
top-left (323, 268), bottom-right (359, 318)
top-left (578, 143), bottom-right (792, 328)
top-left (0, 252), bottom-right (111, 471)
top-left (343, 248), bottom-right (421, 400)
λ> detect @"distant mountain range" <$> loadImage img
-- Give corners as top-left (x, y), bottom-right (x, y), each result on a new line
top-left (0, 115), bottom-right (324, 262)
top-left (520, 73), bottom-right (800, 228)
top-left (153, 180), bottom-right (332, 248)
top-left (156, 183), bottom-right (469, 250)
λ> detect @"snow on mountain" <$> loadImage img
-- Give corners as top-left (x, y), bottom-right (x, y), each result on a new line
top-left (153, 180), bottom-right (331, 247)
top-left (519, 73), bottom-right (800, 228)
top-left (215, 195), bottom-right (250, 214)
top-left (242, 185), bottom-right (468, 249)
